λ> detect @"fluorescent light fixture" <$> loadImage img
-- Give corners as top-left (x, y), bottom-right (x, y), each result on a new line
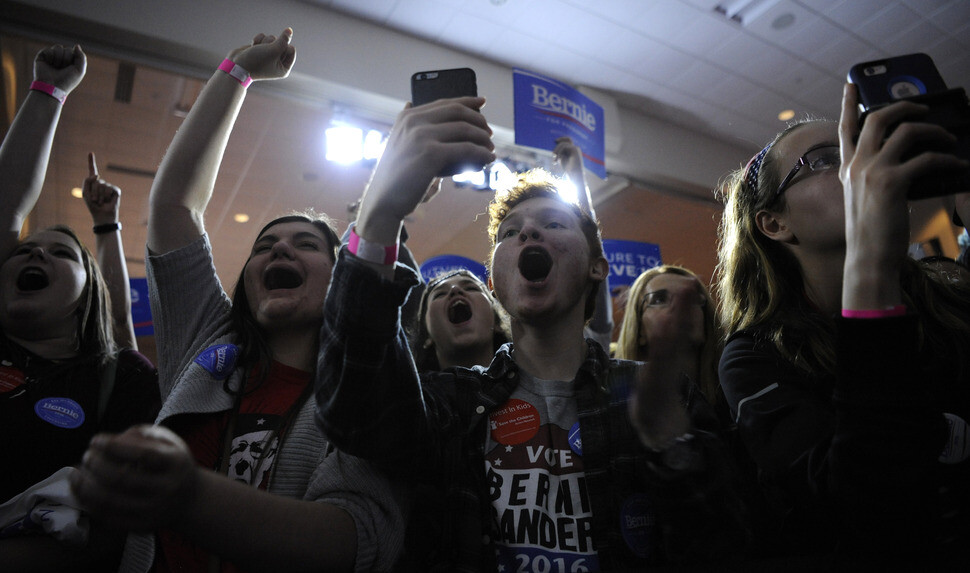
top-left (715, 0), bottom-right (781, 24)
top-left (71, 187), bottom-right (83, 198)
top-left (326, 124), bottom-right (363, 164)
top-left (234, 213), bottom-right (250, 223)
top-left (453, 169), bottom-right (487, 188)
top-left (362, 129), bottom-right (385, 161)
top-left (489, 161), bottom-right (514, 193)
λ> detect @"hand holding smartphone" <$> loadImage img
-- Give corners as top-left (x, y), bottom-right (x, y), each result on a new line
top-left (848, 53), bottom-right (970, 199)
top-left (410, 68), bottom-right (484, 177)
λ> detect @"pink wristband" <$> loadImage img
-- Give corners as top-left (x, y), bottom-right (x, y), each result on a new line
top-left (841, 305), bottom-right (907, 319)
top-left (217, 59), bottom-right (252, 88)
top-left (348, 227), bottom-right (398, 265)
top-left (29, 80), bottom-right (67, 104)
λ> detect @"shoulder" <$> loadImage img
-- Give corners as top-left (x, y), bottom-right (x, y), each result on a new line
top-left (113, 348), bottom-right (159, 384)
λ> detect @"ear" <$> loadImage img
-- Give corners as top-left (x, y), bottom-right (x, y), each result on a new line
top-left (589, 256), bottom-right (608, 282)
top-left (755, 209), bottom-right (794, 243)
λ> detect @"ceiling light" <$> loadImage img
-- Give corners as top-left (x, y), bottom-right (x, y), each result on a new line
top-left (778, 109), bottom-right (795, 121)
top-left (71, 187), bottom-right (83, 198)
top-left (453, 169), bottom-right (487, 189)
top-left (362, 129), bottom-right (386, 161)
top-left (234, 213), bottom-right (250, 223)
top-left (326, 124), bottom-right (364, 164)
top-left (715, 0), bottom-right (781, 25)
top-left (772, 13), bottom-right (795, 29)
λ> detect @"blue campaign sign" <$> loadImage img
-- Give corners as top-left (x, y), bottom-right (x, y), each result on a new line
top-left (602, 239), bottom-right (662, 288)
top-left (129, 277), bottom-right (153, 336)
top-left (419, 255), bottom-right (489, 285)
top-left (513, 69), bottom-right (606, 179)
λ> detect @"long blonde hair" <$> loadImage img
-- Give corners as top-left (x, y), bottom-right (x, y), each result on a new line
top-left (715, 119), bottom-right (970, 376)
top-left (616, 265), bottom-right (721, 404)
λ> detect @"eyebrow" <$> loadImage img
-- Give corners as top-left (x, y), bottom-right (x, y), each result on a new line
top-left (500, 205), bottom-right (576, 229)
top-left (19, 240), bottom-right (79, 253)
top-left (803, 141), bottom-right (839, 154)
top-left (432, 278), bottom-right (481, 293)
top-left (254, 231), bottom-right (326, 245)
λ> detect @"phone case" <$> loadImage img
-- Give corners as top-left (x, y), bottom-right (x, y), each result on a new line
top-left (411, 68), bottom-right (477, 107)
top-left (848, 53), bottom-right (948, 112)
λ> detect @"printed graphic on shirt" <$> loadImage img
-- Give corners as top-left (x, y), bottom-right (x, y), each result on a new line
top-left (0, 363), bottom-right (25, 393)
top-left (228, 413), bottom-right (281, 487)
top-left (487, 402), bottom-right (598, 572)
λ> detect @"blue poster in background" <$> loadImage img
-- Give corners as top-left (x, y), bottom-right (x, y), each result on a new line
top-left (420, 254), bottom-right (489, 285)
top-left (129, 277), bottom-right (153, 336)
top-left (513, 69), bottom-right (606, 179)
top-left (602, 239), bottom-right (662, 289)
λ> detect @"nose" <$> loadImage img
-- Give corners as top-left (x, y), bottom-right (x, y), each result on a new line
top-left (518, 225), bottom-right (541, 242)
top-left (28, 246), bottom-right (46, 260)
top-left (270, 240), bottom-right (295, 260)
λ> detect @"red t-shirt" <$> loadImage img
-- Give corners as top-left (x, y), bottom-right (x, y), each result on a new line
top-left (155, 360), bottom-right (309, 573)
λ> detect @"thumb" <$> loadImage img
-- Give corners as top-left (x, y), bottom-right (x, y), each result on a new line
top-left (73, 45), bottom-right (86, 73)
top-left (277, 27), bottom-right (293, 49)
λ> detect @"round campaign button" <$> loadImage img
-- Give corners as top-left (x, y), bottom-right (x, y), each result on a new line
top-left (489, 398), bottom-right (540, 445)
top-left (35, 397), bottom-right (86, 429)
top-left (619, 493), bottom-right (656, 559)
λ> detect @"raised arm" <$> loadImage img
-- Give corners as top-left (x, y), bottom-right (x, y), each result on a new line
top-left (555, 136), bottom-right (613, 349)
top-left (355, 98), bottom-right (495, 273)
top-left (839, 82), bottom-right (969, 311)
top-left (0, 44), bottom-right (85, 262)
top-left (147, 29), bottom-right (295, 255)
top-left (83, 152), bottom-right (136, 349)
top-left (315, 99), bottom-right (494, 458)
top-left (553, 136), bottom-right (595, 219)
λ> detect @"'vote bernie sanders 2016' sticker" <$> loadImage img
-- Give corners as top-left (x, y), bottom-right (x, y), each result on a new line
top-left (35, 397), bottom-right (85, 429)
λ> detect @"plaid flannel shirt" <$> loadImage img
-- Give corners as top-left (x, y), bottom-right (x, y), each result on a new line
top-left (316, 248), bottom-right (746, 571)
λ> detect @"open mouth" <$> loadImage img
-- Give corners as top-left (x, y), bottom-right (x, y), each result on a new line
top-left (448, 299), bottom-right (473, 324)
top-left (264, 267), bottom-right (303, 290)
top-left (16, 267), bottom-right (49, 291)
top-left (518, 247), bottom-right (552, 282)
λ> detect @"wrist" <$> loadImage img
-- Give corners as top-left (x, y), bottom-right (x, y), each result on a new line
top-left (93, 222), bottom-right (121, 234)
top-left (348, 226), bottom-right (398, 265)
top-left (217, 59), bottom-right (252, 88)
top-left (30, 80), bottom-right (68, 104)
top-left (355, 211), bottom-right (403, 247)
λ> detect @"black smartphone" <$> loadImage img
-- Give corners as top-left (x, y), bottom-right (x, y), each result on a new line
top-left (848, 53), bottom-right (970, 199)
top-left (848, 53), bottom-right (949, 113)
top-left (411, 68), bottom-right (477, 107)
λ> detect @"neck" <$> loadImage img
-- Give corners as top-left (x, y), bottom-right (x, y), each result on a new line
top-left (437, 343), bottom-right (495, 370)
top-left (5, 332), bottom-right (79, 361)
top-left (266, 325), bottom-right (319, 372)
top-left (794, 247), bottom-right (845, 315)
top-left (510, 313), bottom-right (588, 381)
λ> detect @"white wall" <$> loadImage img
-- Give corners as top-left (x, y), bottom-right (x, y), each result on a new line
top-left (3, 0), bottom-right (752, 200)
